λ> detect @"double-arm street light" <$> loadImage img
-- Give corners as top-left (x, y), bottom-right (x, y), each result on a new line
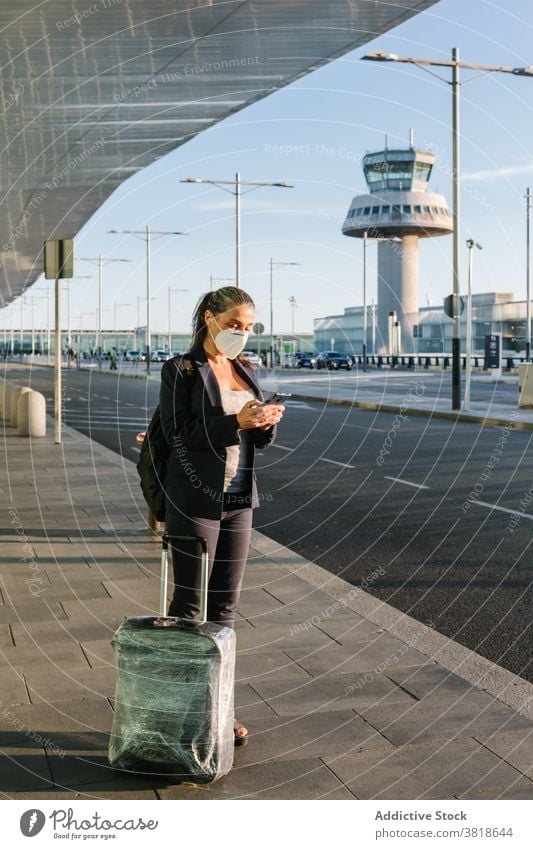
top-left (270, 259), bottom-right (300, 367)
top-left (181, 174), bottom-right (293, 287)
top-left (108, 227), bottom-right (188, 375)
top-left (525, 188), bottom-right (532, 362)
top-left (362, 49), bottom-right (533, 409)
top-left (77, 256), bottom-right (131, 354)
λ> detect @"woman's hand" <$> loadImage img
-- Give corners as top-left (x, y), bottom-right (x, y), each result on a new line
top-left (237, 400), bottom-right (285, 431)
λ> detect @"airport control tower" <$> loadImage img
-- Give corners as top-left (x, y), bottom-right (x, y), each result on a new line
top-left (342, 145), bottom-right (452, 354)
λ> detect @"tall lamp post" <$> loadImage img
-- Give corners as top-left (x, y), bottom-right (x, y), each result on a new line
top-left (464, 239), bottom-right (482, 411)
top-left (181, 175), bottom-right (293, 287)
top-left (168, 288), bottom-right (189, 354)
top-left (362, 49), bottom-right (533, 409)
top-left (526, 188), bottom-right (532, 362)
top-left (77, 256), bottom-right (131, 354)
top-left (113, 302), bottom-right (130, 352)
top-left (269, 259), bottom-right (299, 368)
top-left (108, 227), bottom-right (188, 375)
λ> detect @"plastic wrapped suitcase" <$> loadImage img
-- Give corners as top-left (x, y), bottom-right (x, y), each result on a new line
top-left (107, 534), bottom-right (236, 783)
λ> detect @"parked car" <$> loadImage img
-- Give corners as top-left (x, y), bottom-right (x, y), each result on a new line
top-left (242, 350), bottom-right (262, 366)
top-left (151, 350), bottom-right (172, 362)
top-left (124, 350), bottom-right (141, 362)
top-left (286, 351), bottom-right (316, 368)
top-left (315, 351), bottom-right (352, 370)
top-left (139, 351), bottom-right (148, 362)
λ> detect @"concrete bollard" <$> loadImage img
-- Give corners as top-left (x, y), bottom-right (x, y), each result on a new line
top-left (1, 381), bottom-right (17, 420)
top-left (17, 390), bottom-right (46, 437)
top-left (10, 386), bottom-right (32, 427)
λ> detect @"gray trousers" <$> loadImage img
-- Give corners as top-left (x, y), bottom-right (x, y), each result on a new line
top-left (166, 498), bottom-right (253, 630)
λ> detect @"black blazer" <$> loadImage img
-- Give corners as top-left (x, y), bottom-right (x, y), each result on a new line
top-left (159, 343), bottom-right (277, 520)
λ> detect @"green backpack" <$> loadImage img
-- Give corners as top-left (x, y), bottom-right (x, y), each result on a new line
top-left (136, 356), bottom-right (196, 522)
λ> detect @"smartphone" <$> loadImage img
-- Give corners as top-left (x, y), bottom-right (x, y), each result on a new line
top-left (261, 392), bottom-right (291, 405)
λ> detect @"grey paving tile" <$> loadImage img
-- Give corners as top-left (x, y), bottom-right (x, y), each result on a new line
top-left (235, 623), bottom-right (337, 654)
top-left (155, 757), bottom-right (354, 799)
top-left (2, 784), bottom-right (159, 799)
top-left (384, 664), bottom-right (480, 701)
top-left (25, 666), bottom-right (117, 705)
top-left (0, 625), bottom-right (13, 649)
top-left (46, 746), bottom-right (123, 788)
top-left (458, 782), bottom-right (533, 799)
top-left (0, 600), bottom-right (68, 624)
top-left (61, 597), bottom-right (154, 621)
top-left (314, 616), bottom-right (387, 643)
top-left (234, 683), bottom-right (278, 720)
top-left (235, 650), bottom-right (311, 684)
top-left (0, 667), bottom-right (30, 706)
top-left (234, 710), bottom-right (393, 766)
top-left (284, 636), bottom-right (431, 676)
top-left (0, 642), bottom-right (90, 672)
top-left (250, 672), bottom-right (417, 716)
top-left (359, 693), bottom-right (533, 747)
top-left (0, 696), bottom-right (114, 748)
top-left (474, 727), bottom-right (533, 779)
top-left (325, 736), bottom-right (529, 799)
top-left (11, 620), bottom-right (120, 647)
top-left (259, 576), bottom-right (335, 606)
top-left (81, 639), bottom-right (117, 669)
top-left (247, 600), bottom-right (363, 631)
top-left (0, 746), bottom-right (53, 792)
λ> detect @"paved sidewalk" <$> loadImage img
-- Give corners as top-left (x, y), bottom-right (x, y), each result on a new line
top-left (0, 404), bottom-right (532, 799)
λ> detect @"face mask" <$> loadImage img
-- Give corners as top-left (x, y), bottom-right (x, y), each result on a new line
top-left (209, 316), bottom-right (249, 359)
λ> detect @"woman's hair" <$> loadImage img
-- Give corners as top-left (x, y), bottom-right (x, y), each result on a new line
top-left (187, 286), bottom-right (256, 367)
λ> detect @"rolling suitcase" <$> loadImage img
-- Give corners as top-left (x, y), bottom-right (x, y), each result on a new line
top-left (107, 534), bottom-right (236, 783)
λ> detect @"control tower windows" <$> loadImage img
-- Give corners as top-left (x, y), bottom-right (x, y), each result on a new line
top-left (402, 205), bottom-right (411, 214)
top-left (363, 206), bottom-right (371, 215)
top-left (372, 206), bottom-right (380, 214)
top-left (414, 205), bottom-right (422, 213)
top-left (381, 205), bottom-right (391, 215)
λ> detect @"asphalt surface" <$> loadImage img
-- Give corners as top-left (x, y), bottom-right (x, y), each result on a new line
top-left (4, 361), bottom-right (532, 683)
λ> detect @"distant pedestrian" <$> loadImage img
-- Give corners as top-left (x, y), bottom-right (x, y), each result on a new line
top-left (110, 348), bottom-right (118, 370)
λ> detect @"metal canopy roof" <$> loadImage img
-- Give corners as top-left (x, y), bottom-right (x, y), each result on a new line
top-left (0, 0), bottom-right (439, 305)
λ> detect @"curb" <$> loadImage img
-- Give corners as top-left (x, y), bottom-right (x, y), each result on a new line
top-left (287, 393), bottom-right (533, 431)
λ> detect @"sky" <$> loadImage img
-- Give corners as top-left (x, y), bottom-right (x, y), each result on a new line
top-left (24, 0), bottom-right (533, 337)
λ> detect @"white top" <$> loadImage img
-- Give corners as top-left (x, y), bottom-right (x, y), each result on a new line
top-left (219, 386), bottom-right (256, 492)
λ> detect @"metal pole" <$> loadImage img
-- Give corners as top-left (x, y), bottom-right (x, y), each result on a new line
top-left (67, 280), bottom-right (71, 348)
top-left (363, 230), bottom-right (368, 372)
top-left (526, 188), bottom-right (531, 362)
top-left (97, 254), bottom-right (102, 353)
top-left (146, 224), bottom-right (151, 375)
top-left (20, 295), bottom-right (23, 355)
top-left (270, 258), bottom-right (274, 368)
top-left (372, 298), bottom-right (376, 356)
top-left (31, 298), bottom-right (35, 356)
top-left (168, 288), bottom-right (171, 354)
top-left (464, 240), bottom-right (473, 410)
top-left (54, 274), bottom-right (61, 443)
top-left (452, 47), bottom-right (461, 409)
top-left (235, 172), bottom-right (241, 288)
top-left (46, 282), bottom-right (51, 362)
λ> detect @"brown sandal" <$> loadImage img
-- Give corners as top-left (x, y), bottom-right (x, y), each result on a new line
top-left (234, 719), bottom-right (248, 746)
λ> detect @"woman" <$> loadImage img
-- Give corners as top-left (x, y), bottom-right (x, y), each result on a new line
top-left (159, 286), bottom-right (284, 745)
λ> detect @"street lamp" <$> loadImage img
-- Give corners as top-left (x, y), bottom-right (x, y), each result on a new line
top-left (464, 239), bottom-right (482, 411)
top-left (108, 227), bottom-right (188, 375)
top-left (269, 259), bottom-right (300, 368)
top-left (362, 48), bottom-right (533, 409)
top-left (525, 188), bottom-right (532, 362)
top-left (77, 256), bottom-right (131, 353)
top-left (64, 276), bottom-right (92, 350)
top-left (168, 288), bottom-right (189, 354)
top-left (181, 175), bottom-right (293, 287)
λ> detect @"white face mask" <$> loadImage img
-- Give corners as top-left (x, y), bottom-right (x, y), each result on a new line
top-left (209, 315), bottom-right (249, 359)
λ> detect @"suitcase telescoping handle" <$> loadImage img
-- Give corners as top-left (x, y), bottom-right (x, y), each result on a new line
top-left (160, 534), bottom-right (209, 625)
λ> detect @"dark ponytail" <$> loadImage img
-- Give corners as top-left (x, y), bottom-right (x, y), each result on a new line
top-left (187, 286), bottom-right (255, 367)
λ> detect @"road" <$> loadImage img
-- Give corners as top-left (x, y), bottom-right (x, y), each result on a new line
top-left (4, 362), bottom-right (532, 683)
